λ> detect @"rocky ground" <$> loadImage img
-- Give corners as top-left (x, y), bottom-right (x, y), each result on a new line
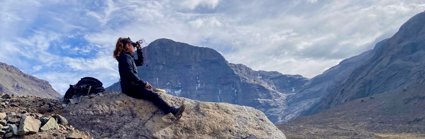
top-left (279, 90), bottom-right (425, 139)
top-left (0, 94), bottom-right (90, 139)
top-left (0, 89), bottom-right (285, 139)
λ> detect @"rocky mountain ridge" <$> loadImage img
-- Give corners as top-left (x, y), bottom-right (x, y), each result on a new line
top-left (0, 62), bottom-right (60, 99)
top-left (305, 10), bottom-right (425, 115)
top-left (278, 11), bottom-right (425, 138)
top-left (229, 63), bottom-right (307, 94)
top-left (281, 11), bottom-right (425, 122)
top-left (281, 49), bottom-right (374, 122)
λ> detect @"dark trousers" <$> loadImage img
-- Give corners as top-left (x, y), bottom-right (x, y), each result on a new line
top-left (122, 85), bottom-right (174, 114)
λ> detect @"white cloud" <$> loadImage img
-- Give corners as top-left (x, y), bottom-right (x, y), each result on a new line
top-left (180, 0), bottom-right (220, 10)
top-left (211, 0), bottom-right (425, 78)
top-left (307, 0), bottom-right (319, 4)
top-left (189, 17), bottom-right (223, 28)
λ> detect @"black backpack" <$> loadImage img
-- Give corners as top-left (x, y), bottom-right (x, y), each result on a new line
top-left (63, 77), bottom-right (105, 102)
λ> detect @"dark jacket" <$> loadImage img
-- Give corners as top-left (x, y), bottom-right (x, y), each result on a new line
top-left (117, 49), bottom-right (146, 94)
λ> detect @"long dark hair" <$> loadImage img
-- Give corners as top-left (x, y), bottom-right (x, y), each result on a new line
top-left (113, 37), bottom-right (131, 59)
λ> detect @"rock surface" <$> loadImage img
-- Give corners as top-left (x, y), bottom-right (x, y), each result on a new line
top-left (106, 38), bottom-right (308, 123)
top-left (54, 114), bottom-right (68, 125)
top-left (0, 62), bottom-right (60, 99)
top-left (18, 115), bottom-right (41, 135)
top-left (0, 94), bottom-right (91, 138)
top-left (40, 117), bottom-right (59, 131)
top-left (229, 63), bottom-right (307, 94)
top-left (282, 50), bottom-right (374, 122)
top-left (63, 89), bottom-right (286, 139)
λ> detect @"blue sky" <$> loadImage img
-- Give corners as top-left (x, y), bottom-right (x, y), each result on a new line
top-left (0, 0), bottom-right (424, 94)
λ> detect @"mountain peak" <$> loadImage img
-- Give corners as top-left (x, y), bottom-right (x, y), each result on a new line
top-left (0, 62), bottom-right (60, 99)
top-left (150, 38), bottom-right (176, 45)
top-left (394, 11), bottom-right (425, 39)
top-left (149, 38), bottom-right (207, 50)
top-left (144, 38), bottom-right (227, 65)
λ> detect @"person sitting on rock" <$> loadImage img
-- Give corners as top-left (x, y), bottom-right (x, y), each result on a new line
top-left (113, 37), bottom-right (185, 120)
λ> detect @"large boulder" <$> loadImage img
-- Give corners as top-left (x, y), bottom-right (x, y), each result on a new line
top-left (0, 113), bottom-right (6, 120)
top-left (18, 115), bottom-right (41, 135)
top-left (40, 117), bottom-right (59, 131)
top-left (63, 89), bottom-right (286, 139)
top-left (53, 114), bottom-right (68, 125)
top-left (9, 124), bottom-right (17, 135)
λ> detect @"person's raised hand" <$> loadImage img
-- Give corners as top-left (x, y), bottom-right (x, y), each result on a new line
top-left (136, 39), bottom-right (145, 49)
top-left (145, 82), bottom-right (153, 89)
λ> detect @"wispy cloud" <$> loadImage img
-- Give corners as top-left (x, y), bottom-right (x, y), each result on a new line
top-left (180, 0), bottom-right (220, 10)
top-left (0, 0), bottom-right (424, 94)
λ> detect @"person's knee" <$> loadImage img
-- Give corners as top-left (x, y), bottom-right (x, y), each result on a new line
top-left (151, 92), bottom-right (161, 99)
top-left (141, 90), bottom-right (159, 98)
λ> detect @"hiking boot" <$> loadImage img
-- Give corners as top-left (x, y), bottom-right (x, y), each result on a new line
top-left (173, 104), bottom-right (185, 120)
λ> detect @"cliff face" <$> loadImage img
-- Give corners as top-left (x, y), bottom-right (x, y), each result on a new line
top-left (281, 11), bottom-right (425, 122)
top-left (282, 49), bottom-right (374, 122)
top-left (229, 63), bottom-right (307, 94)
top-left (277, 11), bottom-right (425, 138)
top-left (0, 62), bottom-right (60, 99)
top-left (107, 38), bottom-right (308, 123)
top-left (62, 89), bottom-right (286, 139)
top-left (306, 11), bottom-right (425, 114)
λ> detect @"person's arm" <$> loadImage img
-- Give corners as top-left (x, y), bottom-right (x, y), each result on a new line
top-left (121, 54), bottom-right (147, 86)
top-left (134, 48), bottom-right (144, 66)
